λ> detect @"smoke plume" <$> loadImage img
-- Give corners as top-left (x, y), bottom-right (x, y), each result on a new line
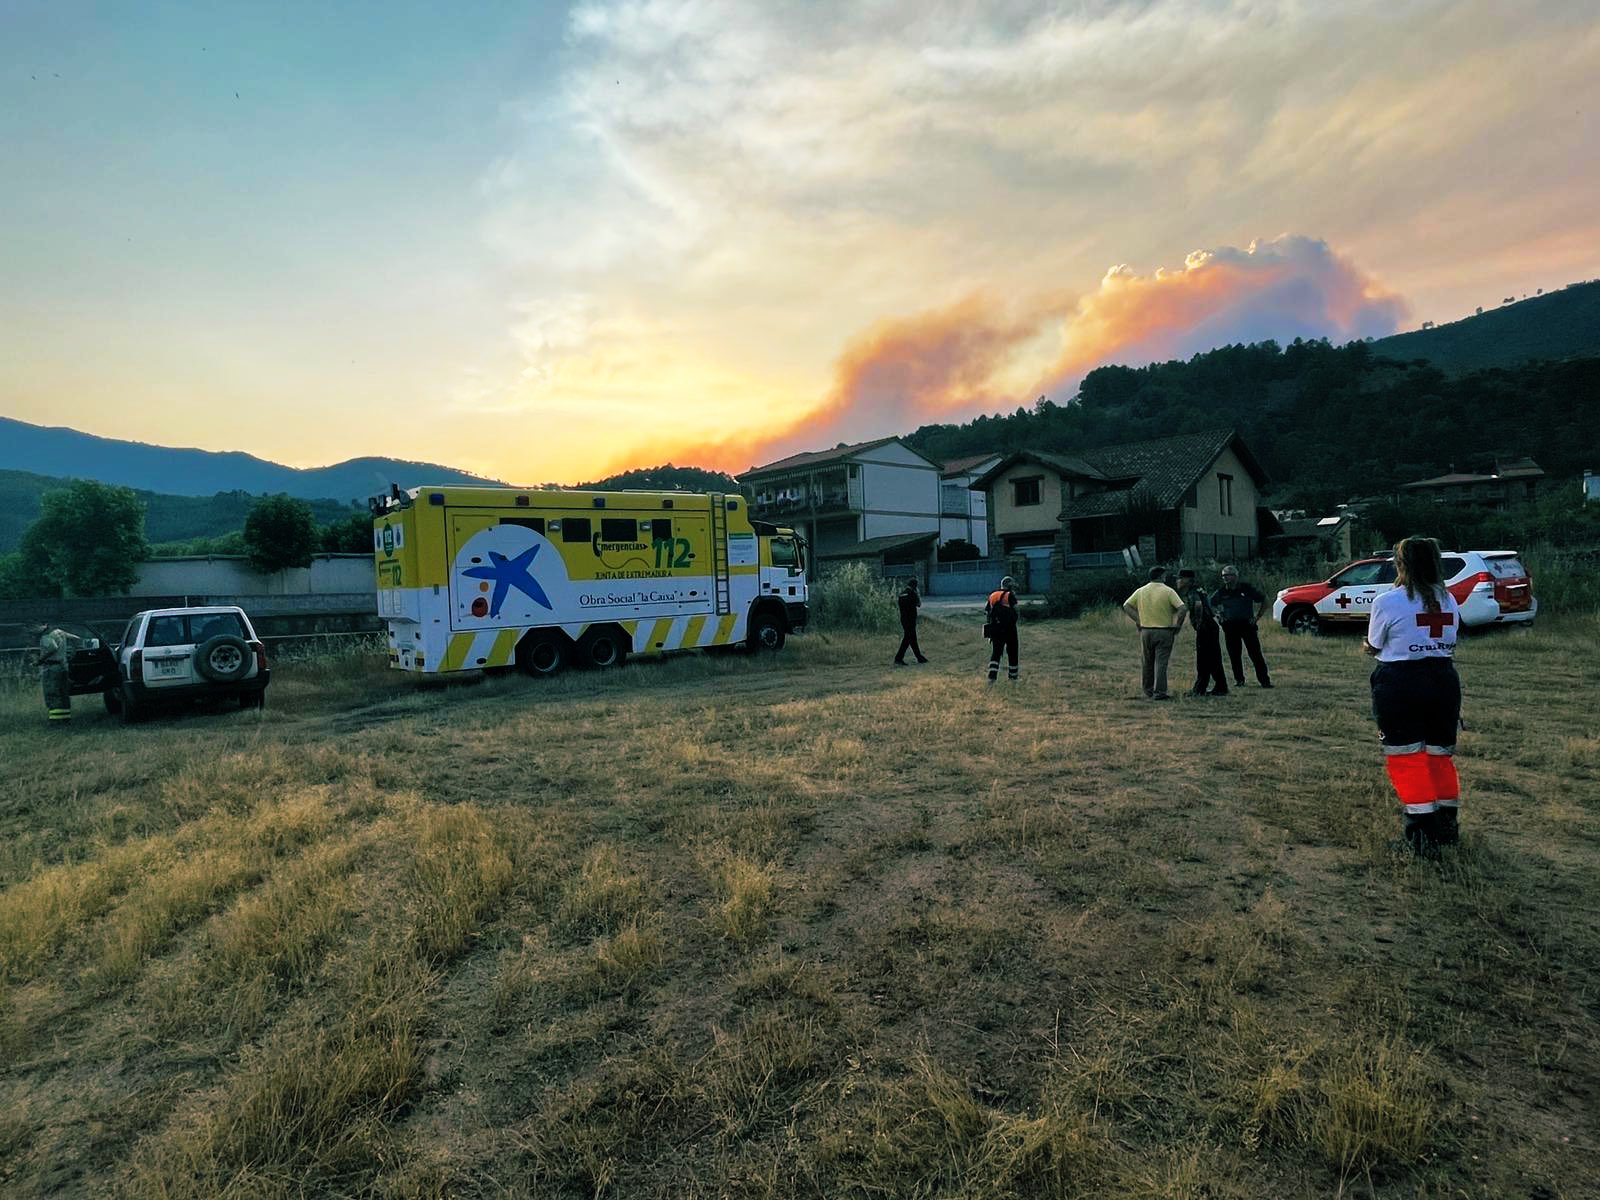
top-left (619, 235), bottom-right (1406, 474)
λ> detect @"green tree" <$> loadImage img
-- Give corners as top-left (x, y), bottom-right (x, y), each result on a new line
top-left (9, 480), bottom-right (149, 597)
top-left (243, 495), bottom-right (318, 574)
top-left (320, 512), bottom-right (375, 554)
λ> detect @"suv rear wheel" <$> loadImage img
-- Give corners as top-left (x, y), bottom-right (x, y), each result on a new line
top-left (195, 634), bottom-right (251, 682)
top-left (118, 684), bottom-right (145, 724)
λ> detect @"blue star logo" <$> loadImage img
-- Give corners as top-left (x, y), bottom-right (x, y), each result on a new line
top-left (462, 544), bottom-right (552, 616)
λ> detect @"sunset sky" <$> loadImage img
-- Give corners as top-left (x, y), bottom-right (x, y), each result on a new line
top-left (3, 1), bottom-right (1597, 483)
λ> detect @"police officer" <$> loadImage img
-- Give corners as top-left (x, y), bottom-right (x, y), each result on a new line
top-left (36, 622), bottom-right (79, 726)
top-left (894, 578), bottom-right (928, 665)
top-left (1211, 564), bottom-right (1273, 688)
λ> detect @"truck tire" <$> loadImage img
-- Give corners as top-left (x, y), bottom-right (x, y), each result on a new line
top-left (577, 626), bottom-right (628, 670)
top-left (748, 610), bottom-right (786, 653)
top-left (195, 634), bottom-right (251, 682)
top-left (516, 632), bottom-right (566, 678)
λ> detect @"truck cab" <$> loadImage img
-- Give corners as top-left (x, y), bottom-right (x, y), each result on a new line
top-left (756, 525), bottom-right (808, 635)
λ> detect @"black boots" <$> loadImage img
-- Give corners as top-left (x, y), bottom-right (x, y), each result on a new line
top-left (1401, 813), bottom-right (1436, 857)
top-left (1400, 808), bottom-right (1460, 857)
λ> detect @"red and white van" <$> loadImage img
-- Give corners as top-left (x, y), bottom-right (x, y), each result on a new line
top-left (1272, 551), bottom-right (1537, 634)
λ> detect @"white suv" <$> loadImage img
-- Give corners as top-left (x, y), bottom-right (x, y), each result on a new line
top-left (1272, 550), bottom-right (1537, 634)
top-left (110, 606), bottom-right (271, 722)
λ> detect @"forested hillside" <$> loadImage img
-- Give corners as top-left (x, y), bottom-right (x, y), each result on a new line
top-left (576, 464), bottom-right (740, 493)
top-left (905, 342), bottom-right (1600, 508)
top-left (0, 470), bottom-right (359, 555)
top-left (1368, 280), bottom-right (1600, 373)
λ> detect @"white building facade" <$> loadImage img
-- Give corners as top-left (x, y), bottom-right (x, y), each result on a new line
top-left (741, 438), bottom-right (944, 557)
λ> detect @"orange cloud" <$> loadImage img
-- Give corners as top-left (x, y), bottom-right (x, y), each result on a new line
top-left (610, 235), bottom-right (1406, 477)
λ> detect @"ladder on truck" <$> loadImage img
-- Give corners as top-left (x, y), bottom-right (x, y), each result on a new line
top-left (710, 495), bottom-right (732, 615)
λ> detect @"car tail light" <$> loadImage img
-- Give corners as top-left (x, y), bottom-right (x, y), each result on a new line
top-left (251, 641), bottom-right (268, 672)
top-left (129, 649), bottom-right (142, 680)
top-left (1468, 571), bottom-right (1494, 593)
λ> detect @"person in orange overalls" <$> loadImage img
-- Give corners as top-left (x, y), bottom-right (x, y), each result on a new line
top-left (985, 576), bottom-right (1019, 683)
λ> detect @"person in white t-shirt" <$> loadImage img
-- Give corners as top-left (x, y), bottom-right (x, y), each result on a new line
top-left (1363, 537), bottom-right (1463, 854)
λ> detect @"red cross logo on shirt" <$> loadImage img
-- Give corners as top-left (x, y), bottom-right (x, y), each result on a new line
top-left (1415, 611), bottom-right (1455, 637)
top-left (1334, 593), bottom-right (1353, 609)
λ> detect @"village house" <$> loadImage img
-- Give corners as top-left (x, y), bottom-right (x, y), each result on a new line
top-left (1400, 458), bottom-right (1545, 507)
top-left (740, 437), bottom-right (942, 558)
top-left (971, 429), bottom-right (1272, 587)
top-left (938, 453), bottom-right (1001, 552)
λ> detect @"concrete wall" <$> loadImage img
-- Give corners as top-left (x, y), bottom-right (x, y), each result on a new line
top-left (131, 554), bottom-right (373, 597)
top-left (1176, 446), bottom-right (1263, 560)
top-left (858, 443), bottom-right (939, 528)
top-left (862, 512), bottom-right (944, 541)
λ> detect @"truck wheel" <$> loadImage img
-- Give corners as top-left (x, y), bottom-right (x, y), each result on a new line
top-left (748, 612), bottom-right (786, 652)
top-left (1283, 606), bottom-right (1321, 636)
top-left (516, 633), bottom-right (566, 678)
top-left (577, 627), bottom-right (628, 670)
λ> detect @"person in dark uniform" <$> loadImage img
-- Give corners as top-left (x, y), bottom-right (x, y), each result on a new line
top-left (985, 576), bottom-right (1019, 683)
top-left (36, 623), bottom-right (80, 726)
top-left (894, 578), bottom-right (928, 665)
top-left (1176, 569), bottom-right (1227, 696)
top-left (1365, 537), bottom-right (1463, 854)
top-left (1211, 564), bottom-right (1273, 687)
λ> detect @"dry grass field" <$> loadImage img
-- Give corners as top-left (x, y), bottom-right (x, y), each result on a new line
top-left (1, 611), bottom-right (1597, 1199)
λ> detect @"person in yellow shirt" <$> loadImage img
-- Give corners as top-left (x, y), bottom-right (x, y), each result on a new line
top-left (1122, 567), bottom-right (1187, 700)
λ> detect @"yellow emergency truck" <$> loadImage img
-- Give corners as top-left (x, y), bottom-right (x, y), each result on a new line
top-left (372, 486), bottom-right (807, 676)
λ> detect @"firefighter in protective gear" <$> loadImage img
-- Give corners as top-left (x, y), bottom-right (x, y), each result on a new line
top-left (37, 624), bottom-right (80, 726)
top-left (1364, 538), bottom-right (1462, 854)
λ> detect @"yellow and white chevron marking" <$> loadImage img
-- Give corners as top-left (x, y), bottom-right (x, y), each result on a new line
top-left (428, 609), bottom-right (751, 671)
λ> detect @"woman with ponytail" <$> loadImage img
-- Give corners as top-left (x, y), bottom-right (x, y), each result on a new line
top-left (1364, 537), bottom-right (1463, 854)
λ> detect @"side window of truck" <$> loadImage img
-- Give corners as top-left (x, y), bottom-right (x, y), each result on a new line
top-left (601, 518), bottom-right (637, 541)
top-left (562, 518), bottom-right (591, 543)
top-left (500, 517), bottom-right (545, 535)
top-left (651, 518), bottom-right (672, 540)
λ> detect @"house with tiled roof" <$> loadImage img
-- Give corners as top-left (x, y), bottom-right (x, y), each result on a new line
top-left (1400, 458), bottom-right (1544, 508)
top-left (739, 437), bottom-right (944, 557)
top-left (971, 429), bottom-right (1271, 585)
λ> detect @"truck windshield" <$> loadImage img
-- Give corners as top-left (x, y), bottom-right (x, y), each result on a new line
top-left (770, 538), bottom-right (798, 569)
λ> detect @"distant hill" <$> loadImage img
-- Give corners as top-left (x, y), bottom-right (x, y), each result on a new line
top-left (1369, 280), bottom-right (1600, 373)
top-left (0, 469), bottom-right (360, 555)
top-left (0, 417), bottom-right (502, 502)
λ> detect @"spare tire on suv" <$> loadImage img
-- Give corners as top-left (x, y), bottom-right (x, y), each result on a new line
top-left (195, 634), bottom-right (251, 683)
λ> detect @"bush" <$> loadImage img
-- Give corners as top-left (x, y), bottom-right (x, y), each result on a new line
top-left (1520, 546), bottom-right (1600, 618)
top-left (1041, 569), bottom-right (1136, 618)
top-left (810, 562), bottom-right (898, 633)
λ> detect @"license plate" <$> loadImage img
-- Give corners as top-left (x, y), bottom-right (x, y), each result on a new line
top-left (152, 658), bottom-right (187, 678)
